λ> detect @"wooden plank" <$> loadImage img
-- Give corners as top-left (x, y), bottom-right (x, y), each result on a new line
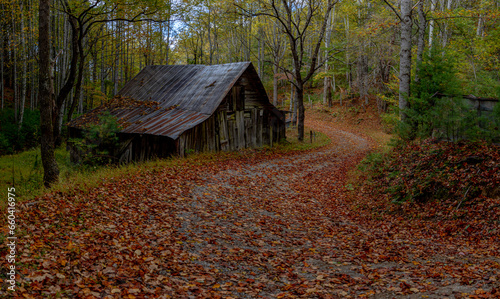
top-left (270, 120), bottom-right (273, 147)
top-left (236, 110), bottom-right (245, 149)
top-left (232, 119), bottom-right (237, 150)
top-left (202, 121), bottom-right (207, 152)
top-left (244, 118), bottom-right (251, 148)
top-left (227, 119), bottom-right (234, 151)
top-left (219, 111), bottom-right (228, 151)
top-left (262, 110), bottom-right (270, 145)
top-left (209, 116), bottom-right (215, 152)
top-left (255, 110), bottom-right (260, 147)
top-left (251, 109), bottom-right (257, 147)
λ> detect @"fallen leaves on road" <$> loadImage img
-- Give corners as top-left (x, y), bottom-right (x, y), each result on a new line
top-left (1, 110), bottom-right (498, 298)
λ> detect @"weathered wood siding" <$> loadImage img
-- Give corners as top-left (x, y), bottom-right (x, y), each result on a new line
top-left (178, 82), bottom-right (285, 157)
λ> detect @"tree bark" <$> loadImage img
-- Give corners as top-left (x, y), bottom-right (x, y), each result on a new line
top-left (165, 16), bottom-right (171, 64)
top-left (323, 7), bottom-right (333, 107)
top-left (68, 41), bottom-right (85, 121)
top-left (273, 63), bottom-right (278, 106)
top-left (399, 0), bottom-right (413, 120)
top-left (415, 0), bottom-right (426, 85)
top-left (207, 6), bottom-right (213, 65)
top-left (344, 16), bottom-right (351, 90)
top-left (12, 5), bottom-right (18, 122)
top-left (39, 0), bottom-right (59, 187)
top-left (53, 15), bottom-right (79, 146)
top-left (428, 0), bottom-right (436, 51)
top-left (0, 1), bottom-right (4, 110)
top-left (18, 1), bottom-right (27, 129)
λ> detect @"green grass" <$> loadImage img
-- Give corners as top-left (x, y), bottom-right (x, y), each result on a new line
top-left (280, 126), bottom-right (330, 151)
top-left (0, 146), bottom-right (74, 204)
top-left (0, 127), bottom-right (330, 207)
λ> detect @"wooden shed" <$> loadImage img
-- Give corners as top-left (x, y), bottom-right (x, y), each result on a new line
top-left (67, 62), bottom-right (286, 163)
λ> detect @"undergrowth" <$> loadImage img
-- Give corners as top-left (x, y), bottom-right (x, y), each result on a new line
top-left (357, 139), bottom-right (500, 205)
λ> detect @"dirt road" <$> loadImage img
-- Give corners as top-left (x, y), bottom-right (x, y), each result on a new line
top-left (3, 113), bottom-right (498, 298)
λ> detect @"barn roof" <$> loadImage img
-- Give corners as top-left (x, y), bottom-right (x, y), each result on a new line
top-left (68, 62), bottom-right (280, 139)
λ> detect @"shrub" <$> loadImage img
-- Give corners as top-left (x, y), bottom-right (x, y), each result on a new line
top-left (70, 112), bottom-right (121, 166)
top-left (396, 48), bottom-right (499, 142)
top-left (370, 140), bottom-right (499, 204)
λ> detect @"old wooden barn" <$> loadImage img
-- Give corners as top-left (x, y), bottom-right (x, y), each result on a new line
top-left (67, 62), bottom-right (286, 163)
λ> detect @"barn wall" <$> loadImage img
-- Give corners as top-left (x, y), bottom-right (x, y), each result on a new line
top-left (178, 83), bottom-right (285, 157)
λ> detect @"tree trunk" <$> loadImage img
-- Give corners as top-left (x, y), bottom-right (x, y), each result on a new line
top-left (12, 5), bottom-right (18, 122)
top-left (101, 38), bottom-right (106, 96)
top-left (344, 16), bottom-right (351, 91)
top-left (68, 42), bottom-right (85, 121)
top-left (296, 84), bottom-right (305, 141)
top-left (39, 0), bottom-right (59, 187)
top-left (323, 7), bottom-right (333, 107)
top-left (357, 50), bottom-right (369, 106)
top-left (19, 1), bottom-right (27, 129)
top-left (399, 0), bottom-right (413, 120)
top-left (441, 0), bottom-right (453, 48)
top-left (0, 1), bottom-right (4, 110)
top-left (54, 16), bottom-right (79, 146)
top-left (429, 0), bottom-right (436, 51)
top-left (258, 32), bottom-right (261, 77)
top-left (270, 21), bottom-right (283, 107)
top-left (415, 0), bottom-right (426, 85)
top-left (273, 62), bottom-right (278, 106)
top-left (207, 6), bottom-right (213, 65)
top-left (165, 17), bottom-right (171, 64)
top-left (29, 10), bottom-right (35, 110)
top-left (289, 83), bottom-right (295, 124)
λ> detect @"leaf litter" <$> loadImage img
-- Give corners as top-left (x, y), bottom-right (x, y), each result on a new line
top-left (0, 110), bottom-right (498, 298)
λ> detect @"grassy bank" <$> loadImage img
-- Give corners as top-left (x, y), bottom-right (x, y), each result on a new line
top-left (0, 127), bottom-right (329, 207)
top-left (0, 147), bottom-right (74, 201)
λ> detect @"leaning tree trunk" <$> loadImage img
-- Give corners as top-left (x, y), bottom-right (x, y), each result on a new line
top-left (39, 0), bottom-right (59, 187)
top-left (53, 16), bottom-right (79, 146)
top-left (399, 0), bottom-right (413, 120)
top-left (67, 53), bottom-right (84, 121)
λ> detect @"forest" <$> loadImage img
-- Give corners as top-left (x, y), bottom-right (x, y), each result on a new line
top-left (1, 0), bottom-right (499, 155)
top-left (1, 0), bottom-right (500, 297)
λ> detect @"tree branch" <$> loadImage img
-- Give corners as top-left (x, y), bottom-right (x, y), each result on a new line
top-left (382, 0), bottom-right (402, 21)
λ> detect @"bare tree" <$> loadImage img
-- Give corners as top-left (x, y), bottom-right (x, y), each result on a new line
top-left (262, 19), bottom-right (286, 106)
top-left (243, 0), bottom-right (338, 141)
